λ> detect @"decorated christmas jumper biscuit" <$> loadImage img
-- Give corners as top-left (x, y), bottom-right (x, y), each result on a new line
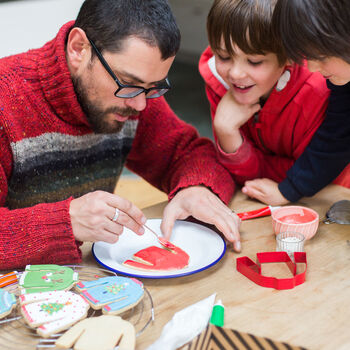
top-left (20, 290), bottom-right (89, 338)
top-left (76, 276), bottom-right (144, 315)
top-left (0, 288), bottom-right (17, 319)
top-left (55, 315), bottom-right (135, 350)
top-left (19, 264), bottom-right (79, 294)
top-left (123, 244), bottom-right (189, 271)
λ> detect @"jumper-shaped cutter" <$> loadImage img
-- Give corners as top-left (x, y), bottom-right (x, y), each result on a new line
top-left (236, 251), bottom-right (307, 290)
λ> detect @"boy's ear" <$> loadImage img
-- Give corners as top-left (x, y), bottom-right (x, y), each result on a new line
top-left (66, 27), bottom-right (90, 72)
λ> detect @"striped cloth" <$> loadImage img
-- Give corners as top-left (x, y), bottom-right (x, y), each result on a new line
top-left (182, 325), bottom-right (307, 350)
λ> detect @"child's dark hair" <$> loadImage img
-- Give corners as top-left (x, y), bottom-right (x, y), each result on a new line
top-left (272, 0), bottom-right (350, 64)
top-left (74, 0), bottom-right (180, 60)
top-left (207, 0), bottom-right (287, 65)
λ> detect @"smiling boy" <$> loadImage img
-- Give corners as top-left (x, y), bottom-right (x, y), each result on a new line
top-left (199, 0), bottom-right (349, 208)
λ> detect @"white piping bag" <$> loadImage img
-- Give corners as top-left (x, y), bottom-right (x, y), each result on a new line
top-left (146, 293), bottom-right (216, 350)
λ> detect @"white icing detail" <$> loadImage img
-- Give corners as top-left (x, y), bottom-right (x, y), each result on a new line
top-left (19, 272), bottom-right (26, 287)
top-left (73, 272), bottom-right (78, 281)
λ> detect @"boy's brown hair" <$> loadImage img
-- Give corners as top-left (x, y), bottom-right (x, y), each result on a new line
top-left (272, 0), bottom-right (350, 64)
top-left (207, 0), bottom-right (287, 65)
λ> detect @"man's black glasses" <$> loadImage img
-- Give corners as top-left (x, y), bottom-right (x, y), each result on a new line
top-left (87, 37), bottom-right (171, 99)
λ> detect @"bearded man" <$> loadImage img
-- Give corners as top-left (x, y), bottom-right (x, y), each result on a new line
top-left (0, 0), bottom-right (241, 270)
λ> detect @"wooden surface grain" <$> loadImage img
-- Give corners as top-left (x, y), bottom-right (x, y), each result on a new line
top-left (1, 177), bottom-right (349, 350)
top-left (102, 180), bottom-right (350, 350)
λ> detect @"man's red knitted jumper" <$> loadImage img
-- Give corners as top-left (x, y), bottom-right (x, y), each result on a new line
top-left (0, 22), bottom-right (235, 270)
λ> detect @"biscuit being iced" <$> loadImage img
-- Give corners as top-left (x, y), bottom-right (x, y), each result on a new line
top-left (123, 244), bottom-right (189, 271)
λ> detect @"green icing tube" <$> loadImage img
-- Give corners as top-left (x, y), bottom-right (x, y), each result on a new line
top-left (210, 299), bottom-right (224, 327)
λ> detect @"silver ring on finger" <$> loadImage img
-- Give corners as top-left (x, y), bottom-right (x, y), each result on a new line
top-left (112, 208), bottom-right (120, 222)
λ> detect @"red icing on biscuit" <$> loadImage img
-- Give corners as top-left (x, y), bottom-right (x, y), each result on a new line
top-left (158, 237), bottom-right (176, 250)
top-left (123, 244), bottom-right (189, 271)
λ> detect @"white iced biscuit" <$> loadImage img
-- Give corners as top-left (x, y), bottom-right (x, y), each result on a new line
top-left (19, 290), bottom-right (89, 338)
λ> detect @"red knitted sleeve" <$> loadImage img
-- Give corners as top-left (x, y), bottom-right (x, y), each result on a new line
top-left (125, 97), bottom-right (236, 204)
top-left (0, 131), bottom-right (81, 270)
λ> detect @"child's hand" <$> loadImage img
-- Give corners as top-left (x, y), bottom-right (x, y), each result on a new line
top-left (214, 91), bottom-right (260, 153)
top-left (242, 178), bottom-right (289, 206)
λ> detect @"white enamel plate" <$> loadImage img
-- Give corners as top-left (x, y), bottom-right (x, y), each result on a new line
top-left (92, 219), bottom-right (226, 279)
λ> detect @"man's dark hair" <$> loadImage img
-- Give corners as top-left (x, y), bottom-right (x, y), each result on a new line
top-left (272, 0), bottom-right (350, 64)
top-left (74, 0), bottom-right (180, 60)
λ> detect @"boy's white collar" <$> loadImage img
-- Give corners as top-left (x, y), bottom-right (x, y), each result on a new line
top-left (276, 70), bottom-right (291, 91)
top-left (208, 56), bottom-right (230, 90)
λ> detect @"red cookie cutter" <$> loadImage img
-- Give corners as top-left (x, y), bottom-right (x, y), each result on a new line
top-left (236, 252), bottom-right (307, 290)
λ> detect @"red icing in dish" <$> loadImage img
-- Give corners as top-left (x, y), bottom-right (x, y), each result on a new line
top-left (278, 210), bottom-right (316, 224)
top-left (123, 244), bottom-right (189, 271)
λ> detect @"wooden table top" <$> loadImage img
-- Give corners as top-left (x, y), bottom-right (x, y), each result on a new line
top-left (1, 178), bottom-right (349, 349)
top-left (82, 181), bottom-right (350, 350)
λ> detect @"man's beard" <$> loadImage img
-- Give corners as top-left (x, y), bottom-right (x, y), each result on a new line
top-left (72, 75), bottom-right (137, 134)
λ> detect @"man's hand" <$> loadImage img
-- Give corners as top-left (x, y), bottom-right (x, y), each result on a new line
top-left (242, 178), bottom-right (289, 206)
top-left (69, 191), bottom-right (146, 243)
top-left (214, 91), bottom-right (261, 153)
top-left (160, 186), bottom-right (242, 252)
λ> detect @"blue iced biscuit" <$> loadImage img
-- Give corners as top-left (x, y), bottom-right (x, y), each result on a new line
top-left (0, 288), bottom-right (16, 319)
top-left (76, 276), bottom-right (144, 315)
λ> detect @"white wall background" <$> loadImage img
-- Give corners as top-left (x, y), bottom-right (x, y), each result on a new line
top-left (0, 0), bottom-right (211, 62)
top-left (0, 0), bottom-right (84, 58)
